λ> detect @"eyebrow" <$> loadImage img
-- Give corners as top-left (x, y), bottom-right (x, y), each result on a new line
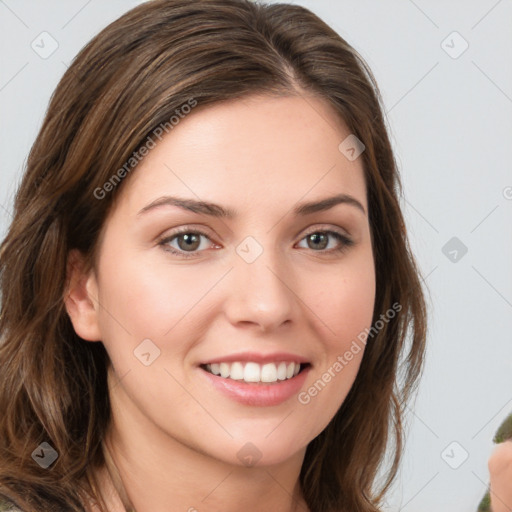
top-left (137, 193), bottom-right (366, 218)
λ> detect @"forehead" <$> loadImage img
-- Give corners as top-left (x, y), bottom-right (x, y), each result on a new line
top-left (115, 94), bottom-right (367, 218)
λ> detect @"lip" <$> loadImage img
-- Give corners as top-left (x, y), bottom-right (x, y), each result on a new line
top-left (200, 351), bottom-right (310, 365)
top-left (199, 363), bottom-right (311, 407)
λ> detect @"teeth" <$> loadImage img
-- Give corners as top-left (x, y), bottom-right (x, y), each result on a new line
top-left (261, 363), bottom-right (277, 383)
top-left (230, 362), bottom-right (244, 380)
top-left (276, 362), bottom-right (287, 380)
top-left (204, 361), bottom-right (302, 383)
top-left (286, 362), bottom-right (294, 379)
top-left (244, 362), bottom-right (260, 382)
top-left (220, 362), bottom-right (230, 378)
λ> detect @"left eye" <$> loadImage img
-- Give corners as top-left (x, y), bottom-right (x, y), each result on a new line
top-left (158, 228), bottom-right (353, 259)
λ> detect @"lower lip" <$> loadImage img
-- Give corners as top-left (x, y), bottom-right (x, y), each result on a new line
top-left (200, 365), bottom-right (311, 407)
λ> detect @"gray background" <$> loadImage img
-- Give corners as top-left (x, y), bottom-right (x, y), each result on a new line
top-left (1, 1), bottom-right (511, 510)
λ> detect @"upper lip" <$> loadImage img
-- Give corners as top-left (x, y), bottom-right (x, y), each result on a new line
top-left (200, 351), bottom-right (311, 365)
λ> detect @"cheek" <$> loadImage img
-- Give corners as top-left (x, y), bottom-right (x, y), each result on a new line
top-left (95, 247), bottom-right (218, 360)
top-left (298, 250), bottom-right (375, 407)
top-left (330, 275), bottom-right (375, 345)
top-left (312, 252), bottom-right (376, 350)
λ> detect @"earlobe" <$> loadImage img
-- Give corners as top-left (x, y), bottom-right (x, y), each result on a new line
top-left (64, 249), bottom-right (102, 342)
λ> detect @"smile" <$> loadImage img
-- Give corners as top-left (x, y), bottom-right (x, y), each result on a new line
top-left (202, 361), bottom-right (303, 384)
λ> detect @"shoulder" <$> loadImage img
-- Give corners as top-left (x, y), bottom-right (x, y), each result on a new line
top-left (0, 500), bottom-right (24, 512)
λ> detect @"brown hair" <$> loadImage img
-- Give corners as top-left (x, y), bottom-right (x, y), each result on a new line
top-left (0, 1), bottom-right (428, 511)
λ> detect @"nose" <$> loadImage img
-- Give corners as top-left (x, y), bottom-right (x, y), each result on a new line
top-left (223, 243), bottom-right (297, 333)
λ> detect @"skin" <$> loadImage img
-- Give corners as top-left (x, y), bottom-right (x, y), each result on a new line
top-left (488, 441), bottom-right (512, 511)
top-left (65, 93), bottom-right (376, 512)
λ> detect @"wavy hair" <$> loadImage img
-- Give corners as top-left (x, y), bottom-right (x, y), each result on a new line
top-left (0, 1), bottom-right (428, 510)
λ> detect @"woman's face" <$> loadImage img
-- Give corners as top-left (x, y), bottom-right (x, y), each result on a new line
top-left (70, 94), bottom-right (375, 467)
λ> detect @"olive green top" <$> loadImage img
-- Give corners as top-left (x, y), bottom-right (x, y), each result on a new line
top-left (477, 412), bottom-right (512, 512)
top-left (0, 502), bottom-right (23, 512)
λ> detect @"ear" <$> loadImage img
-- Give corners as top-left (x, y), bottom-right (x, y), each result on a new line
top-left (64, 249), bottom-right (102, 342)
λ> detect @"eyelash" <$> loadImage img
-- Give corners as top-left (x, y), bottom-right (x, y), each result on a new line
top-left (158, 226), bottom-right (354, 259)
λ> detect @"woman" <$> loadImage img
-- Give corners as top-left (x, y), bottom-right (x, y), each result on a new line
top-left (0, 1), bottom-right (427, 511)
